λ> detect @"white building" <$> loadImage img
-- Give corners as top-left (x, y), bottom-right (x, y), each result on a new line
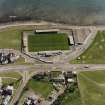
top-left (69, 35), bottom-right (75, 45)
top-left (67, 78), bottom-right (75, 83)
top-left (2, 95), bottom-right (11, 105)
top-left (2, 85), bottom-right (14, 105)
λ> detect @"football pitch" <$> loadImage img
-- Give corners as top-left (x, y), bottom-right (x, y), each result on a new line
top-left (28, 33), bottom-right (69, 52)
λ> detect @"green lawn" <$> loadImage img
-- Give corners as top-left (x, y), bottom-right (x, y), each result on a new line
top-left (2, 78), bottom-right (21, 89)
top-left (0, 71), bottom-right (22, 78)
top-left (28, 33), bottom-right (69, 52)
top-left (14, 57), bottom-right (26, 64)
top-left (0, 71), bottom-right (22, 89)
top-left (27, 79), bottom-right (53, 99)
top-left (61, 89), bottom-right (82, 105)
top-left (71, 31), bottom-right (105, 64)
top-left (0, 26), bottom-right (35, 50)
top-left (0, 29), bottom-right (21, 50)
top-left (78, 71), bottom-right (105, 105)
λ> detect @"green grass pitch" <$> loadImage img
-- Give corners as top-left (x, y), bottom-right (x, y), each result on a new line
top-left (78, 71), bottom-right (105, 105)
top-left (28, 33), bottom-right (69, 52)
top-left (71, 31), bottom-right (105, 64)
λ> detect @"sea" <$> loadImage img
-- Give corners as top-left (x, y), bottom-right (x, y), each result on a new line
top-left (37, 0), bottom-right (105, 25)
top-left (1, 0), bottom-right (105, 25)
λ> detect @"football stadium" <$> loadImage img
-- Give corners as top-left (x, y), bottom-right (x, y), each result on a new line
top-left (28, 32), bottom-right (69, 52)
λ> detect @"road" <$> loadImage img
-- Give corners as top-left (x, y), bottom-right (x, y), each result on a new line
top-left (0, 21), bottom-right (100, 64)
top-left (1, 21), bottom-right (105, 30)
top-left (6, 63), bottom-right (105, 105)
top-left (0, 21), bottom-right (98, 64)
top-left (9, 70), bottom-right (45, 105)
top-left (1, 21), bottom-right (105, 104)
top-left (9, 71), bottom-right (32, 105)
top-left (60, 29), bottom-right (97, 63)
top-left (1, 64), bottom-right (105, 72)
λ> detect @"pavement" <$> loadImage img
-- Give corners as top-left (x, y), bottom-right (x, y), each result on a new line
top-left (0, 23), bottom-right (103, 71)
top-left (1, 64), bottom-right (105, 73)
top-left (9, 71), bottom-right (30, 105)
top-left (1, 21), bottom-right (105, 104)
top-left (0, 22), bottom-right (98, 64)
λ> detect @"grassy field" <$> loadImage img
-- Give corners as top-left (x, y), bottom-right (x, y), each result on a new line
top-left (71, 31), bottom-right (105, 64)
top-left (0, 71), bottom-right (21, 78)
top-left (27, 79), bottom-right (53, 99)
top-left (61, 88), bottom-right (82, 105)
top-left (0, 29), bottom-right (21, 50)
top-left (0, 26), bottom-right (35, 50)
top-left (78, 71), bottom-right (105, 105)
top-left (19, 78), bottom-right (53, 105)
top-left (28, 33), bottom-right (69, 52)
top-left (14, 57), bottom-right (26, 64)
top-left (0, 71), bottom-right (22, 89)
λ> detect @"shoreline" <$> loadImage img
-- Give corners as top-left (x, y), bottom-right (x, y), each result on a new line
top-left (1, 20), bottom-right (105, 27)
top-left (0, 21), bottom-right (105, 30)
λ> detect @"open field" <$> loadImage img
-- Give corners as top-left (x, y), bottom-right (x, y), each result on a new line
top-left (0, 71), bottom-right (22, 78)
top-left (78, 71), bottom-right (105, 105)
top-left (28, 33), bottom-right (69, 52)
top-left (0, 71), bottom-right (22, 89)
top-left (61, 88), bottom-right (82, 105)
top-left (14, 57), bottom-right (26, 64)
top-left (0, 29), bottom-right (21, 50)
top-left (27, 79), bottom-right (53, 99)
top-left (0, 26), bottom-right (36, 50)
top-left (14, 57), bottom-right (32, 65)
top-left (71, 31), bottom-right (105, 64)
